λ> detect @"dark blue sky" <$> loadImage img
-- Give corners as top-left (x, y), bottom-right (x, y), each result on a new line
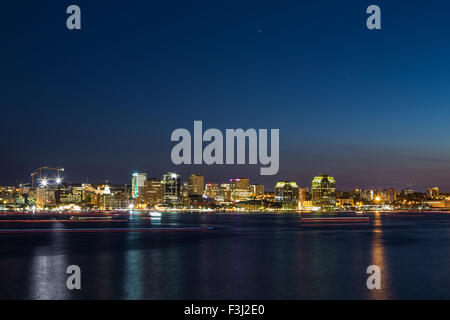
top-left (2, 0), bottom-right (450, 191)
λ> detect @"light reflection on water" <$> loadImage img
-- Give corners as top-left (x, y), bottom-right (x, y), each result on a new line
top-left (367, 213), bottom-right (389, 299)
top-left (0, 212), bottom-right (449, 299)
top-left (29, 224), bottom-right (69, 299)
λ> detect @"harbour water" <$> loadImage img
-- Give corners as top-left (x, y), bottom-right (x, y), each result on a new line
top-left (0, 211), bottom-right (449, 299)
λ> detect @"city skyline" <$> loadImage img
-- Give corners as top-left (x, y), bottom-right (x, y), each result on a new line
top-left (1, 165), bottom-right (446, 194)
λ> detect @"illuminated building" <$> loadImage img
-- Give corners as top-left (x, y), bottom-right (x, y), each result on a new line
top-left (378, 188), bottom-right (397, 203)
top-left (188, 174), bottom-right (204, 196)
top-left (311, 174), bottom-right (336, 210)
top-left (36, 187), bottom-right (56, 207)
top-left (56, 186), bottom-right (82, 204)
top-left (131, 172), bottom-right (147, 198)
top-left (298, 187), bottom-right (308, 202)
top-left (361, 189), bottom-right (374, 201)
top-left (230, 178), bottom-right (251, 201)
top-left (298, 187), bottom-right (308, 206)
top-left (251, 184), bottom-right (265, 199)
top-left (218, 183), bottom-right (231, 202)
top-left (143, 178), bottom-right (163, 207)
top-left (163, 172), bottom-right (181, 205)
top-left (336, 198), bottom-right (354, 207)
top-left (274, 181), bottom-right (299, 209)
top-left (427, 187), bottom-right (439, 199)
top-left (0, 186), bottom-right (16, 205)
top-left (205, 183), bottom-right (219, 199)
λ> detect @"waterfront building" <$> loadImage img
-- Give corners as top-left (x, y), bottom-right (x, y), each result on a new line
top-left (163, 172), bottom-right (181, 206)
top-left (311, 174), bottom-right (336, 210)
top-left (336, 198), bottom-right (354, 207)
top-left (274, 181), bottom-right (299, 209)
top-left (36, 187), bottom-right (56, 207)
top-left (380, 188), bottom-right (397, 203)
top-left (205, 183), bottom-right (219, 199)
top-left (361, 189), bottom-right (374, 202)
top-left (218, 183), bottom-right (232, 203)
top-left (188, 174), bottom-right (204, 196)
top-left (0, 186), bottom-right (17, 205)
top-left (298, 187), bottom-right (308, 203)
top-left (131, 172), bottom-right (147, 198)
top-left (230, 178), bottom-right (251, 201)
top-left (143, 178), bottom-right (163, 207)
top-left (427, 187), bottom-right (439, 199)
top-left (250, 184), bottom-right (265, 199)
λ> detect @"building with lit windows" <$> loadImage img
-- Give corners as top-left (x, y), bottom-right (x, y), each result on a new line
top-left (230, 178), bottom-right (251, 201)
top-left (205, 183), bottom-right (219, 199)
top-left (251, 184), bottom-right (265, 199)
top-left (311, 174), bottom-right (336, 210)
top-left (163, 172), bottom-right (181, 206)
top-left (274, 181), bottom-right (299, 209)
top-left (131, 172), bottom-right (147, 198)
top-left (427, 187), bottom-right (439, 199)
top-left (218, 183), bottom-right (231, 203)
top-left (143, 178), bottom-right (163, 207)
top-left (187, 174), bottom-right (204, 196)
top-left (36, 187), bottom-right (56, 207)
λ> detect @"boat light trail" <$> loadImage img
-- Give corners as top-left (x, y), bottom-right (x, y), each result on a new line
top-left (0, 227), bottom-right (214, 234)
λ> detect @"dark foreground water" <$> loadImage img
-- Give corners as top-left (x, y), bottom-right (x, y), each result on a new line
top-left (0, 211), bottom-right (450, 299)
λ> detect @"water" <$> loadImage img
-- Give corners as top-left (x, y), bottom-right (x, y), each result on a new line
top-left (0, 212), bottom-right (450, 299)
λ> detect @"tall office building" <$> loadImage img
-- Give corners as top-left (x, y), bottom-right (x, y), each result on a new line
top-left (131, 172), bottom-right (147, 198)
top-left (163, 172), bottom-right (181, 205)
top-left (311, 174), bottom-right (336, 210)
top-left (143, 178), bottom-right (163, 207)
top-left (187, 174), bottom-right (204, 196)
top-left (274, 181), bottom-right (299, 209)
top-left (230, 178), bottom-right (251, 201)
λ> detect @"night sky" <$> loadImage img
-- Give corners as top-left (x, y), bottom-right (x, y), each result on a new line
top-left (2, 0), bottom-right (450, 191)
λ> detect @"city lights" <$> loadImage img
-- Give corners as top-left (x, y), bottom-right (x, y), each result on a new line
top-left (1, 167), bottom-right (447, 212)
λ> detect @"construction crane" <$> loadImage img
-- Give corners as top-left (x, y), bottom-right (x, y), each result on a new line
top-left (31, 166), bottom-right (64, 188)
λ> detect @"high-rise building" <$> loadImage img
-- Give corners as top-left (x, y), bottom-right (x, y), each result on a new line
top-left (230, 178), bottom-right (251, 201)
top-left (131, 172), bottom-right (147, 198)
top-left (187, 174), bottom-right (204, 196)
top-left (311, 174), bottom-right (336, 210)
top-left (143, 178), bottom-right (163, 207)
top-left (163, 172), bottom-right (181, 205)
top-left (274, 181), bottom-right (299, 209)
